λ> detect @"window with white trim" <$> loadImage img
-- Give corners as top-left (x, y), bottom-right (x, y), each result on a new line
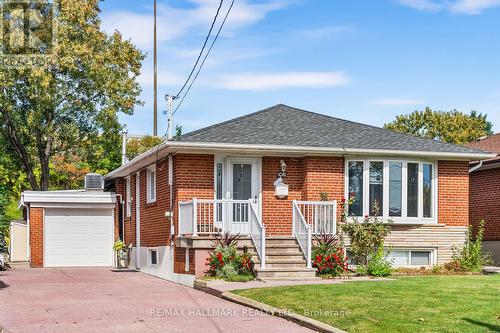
top-left (386, 249), bottom-right (434, 267)
top-left (125, 177), bottom-right (131, 217)
top-left (346, 248), bottom-right (435, 267)
top-left (147, 166), bottom-right (156, 203)
top-left (346, 159), bottom-right (437, 222)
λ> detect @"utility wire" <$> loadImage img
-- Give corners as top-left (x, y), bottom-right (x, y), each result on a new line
top-left (172, 0), bottom-right (235, 117)
top-left (174, 0), bottom-right (225, 98)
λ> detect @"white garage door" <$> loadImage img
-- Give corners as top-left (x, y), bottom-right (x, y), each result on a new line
top-left (45, 208), bottom-right (114, 267)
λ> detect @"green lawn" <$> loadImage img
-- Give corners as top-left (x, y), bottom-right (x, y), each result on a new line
top-left (233, 275), bottom-right (500, 333)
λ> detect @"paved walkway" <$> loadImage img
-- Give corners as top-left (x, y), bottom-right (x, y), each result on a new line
top-left (0, 265), bottom-right (312, 333)
top-left (199, 276), bottom-right (390, 293)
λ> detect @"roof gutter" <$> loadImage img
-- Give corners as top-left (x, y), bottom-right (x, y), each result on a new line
top-left (469, 160), bottom-right (483, 173)
top-left (106, 141), bottom-right (497, 179)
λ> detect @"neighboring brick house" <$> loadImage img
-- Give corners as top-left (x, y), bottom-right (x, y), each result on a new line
top-left (465, 133), bottom-right (500, 265)
top-left (105, 104), bottom-right (494, 281)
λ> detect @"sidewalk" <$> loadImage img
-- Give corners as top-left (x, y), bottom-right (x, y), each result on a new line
top-left (194, 276), bottom-right (391, 295)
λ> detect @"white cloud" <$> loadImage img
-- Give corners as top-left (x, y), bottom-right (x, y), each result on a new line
top-left (101, 0), bottom-right (288, 49)
top-left (295, 25), bottom-right (356, 39)
top-left (216, 72), bottom-right (351, 90)
top-left (397, 0), bottom-right (500, 14)
top-left (373, 98), bottom-right (423, 106)
top-left (397, 0), bottom-right (443, 12)
top-left (449, 0), bottom-right (500, 14)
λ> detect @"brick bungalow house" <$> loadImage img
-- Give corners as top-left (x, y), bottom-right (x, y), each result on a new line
top-left (101, 105), bottom-right (494, 282)
top-left (466, 133), bottom-right (500, 265)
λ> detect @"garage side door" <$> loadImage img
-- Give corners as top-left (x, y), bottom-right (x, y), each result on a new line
top-left (45, 208), bottom-right (114, 267)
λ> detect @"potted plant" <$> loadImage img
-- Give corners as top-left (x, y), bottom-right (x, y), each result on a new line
top-left (113, 240), bottom-right (129, 269)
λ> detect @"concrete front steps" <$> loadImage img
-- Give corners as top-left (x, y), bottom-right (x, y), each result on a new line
top-left (252, 236), bottom-right (318, 281)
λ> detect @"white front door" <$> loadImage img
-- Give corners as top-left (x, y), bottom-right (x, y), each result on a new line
top-left (228, 158), bottom-right (259, 234)
top-left (44, 208), bottom-right (114, 267)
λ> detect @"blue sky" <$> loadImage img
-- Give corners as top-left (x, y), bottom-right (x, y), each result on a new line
top-left (100, 0), bottom-right (500, 136)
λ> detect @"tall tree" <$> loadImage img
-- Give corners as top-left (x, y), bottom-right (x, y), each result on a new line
top-left (0, 0), bottom-right (144, 190)
top-left (384, 107), bottom-right (494, 144)
top-left (126, 135), bottom-right (164, 161)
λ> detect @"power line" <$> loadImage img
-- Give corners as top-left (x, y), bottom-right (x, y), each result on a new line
top-left (172, 0), bottom-right (235, 117)
top-left (174, 0), bottom-right (225, 98)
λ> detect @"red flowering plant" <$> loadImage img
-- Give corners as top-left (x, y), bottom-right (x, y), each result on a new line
top-left (312, 233), bottom-right (349, 277)
top-left (205, 232), bottom-right (254, 282)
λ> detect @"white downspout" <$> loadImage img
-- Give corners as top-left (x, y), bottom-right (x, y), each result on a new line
top-left (135, 172), bottom-right (141, 269)
top-left (469, 160), bottom-right (483, 173)
top-left (121, 129), bottom-right (128, 166)
top-left (168, 154), bottom-right (174, 239)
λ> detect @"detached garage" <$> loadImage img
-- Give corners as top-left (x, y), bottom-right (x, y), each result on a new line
top-left (20, 189), bottom-right (117, 268)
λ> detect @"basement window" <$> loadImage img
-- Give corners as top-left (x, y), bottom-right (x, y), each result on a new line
top-left (346, 248), bottom-right (435, 267)
top-left (149, 249), bottom-right (158, 265)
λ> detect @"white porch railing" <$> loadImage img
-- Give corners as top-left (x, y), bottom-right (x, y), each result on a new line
top-left (292, 200), bottom-right (312, 268)
top-left (249, 201), bottom-right (266, 269)
top-left (178, 199), bottom-right (251, 236)
top-left (292, 200), bottom-right (338, 268)
top-left (294, 200), bottom-right (337, 235)
top-left (178, 198), bottom-right (266, 268)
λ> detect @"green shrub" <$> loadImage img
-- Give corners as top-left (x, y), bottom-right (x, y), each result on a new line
top-left (206, 235), bottom-right (254, 281)
top-left (312, 233), bottom-right (348, 277)
top-left (451, 220), bottom-right (492, 272)
top-left (341, 214), bottom-right (391, 266)
top-left (365, 247), bottom-right (392, 277)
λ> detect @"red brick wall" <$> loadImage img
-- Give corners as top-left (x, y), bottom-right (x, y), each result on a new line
top-left (115, 158), bottom-right (172, 248)
top-left (139, 159), bottom-right (170, 247)
top-left (470, 167), bottom-right (500, 240)
top-left (262, 157), bottom-right (304, 235)
top-left (438, 160), bottom-right (469, 227)
top-left (261, 156), bottom-right (345, 235)
top-left (114, 179), bottom-right (124, 242)
top-left (173, 154), bottom-right (214, 273)
top-left (302, 156), bottom-right (344, 221)
top-left (125, 175), bottom-right (137, 246)
top-left (29, 207), bottom-right (44, 267)
top-left (173, 247), bottom-right (195, 275)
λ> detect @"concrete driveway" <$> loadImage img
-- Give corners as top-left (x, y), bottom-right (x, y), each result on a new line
top-left (0, 265), bottom-right (311, 333)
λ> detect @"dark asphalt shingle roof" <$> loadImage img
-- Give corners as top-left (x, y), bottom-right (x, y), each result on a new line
top-left (179, 104), bottom-right (489, 155)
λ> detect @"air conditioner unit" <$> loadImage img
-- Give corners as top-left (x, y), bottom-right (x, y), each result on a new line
top-left (84, 173), bottom-right (104, 191)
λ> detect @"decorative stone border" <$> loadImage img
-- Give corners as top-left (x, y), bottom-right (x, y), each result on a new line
top-left (193, 279), bottom-right (224, 297)
top-left (221, 291), bottom-right (348, 333)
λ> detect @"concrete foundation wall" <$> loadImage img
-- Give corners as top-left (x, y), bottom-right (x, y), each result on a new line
top-left (128, 246), bottom-right (195, 287)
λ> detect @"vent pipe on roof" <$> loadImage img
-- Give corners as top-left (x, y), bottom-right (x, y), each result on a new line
top-left (121, 129), bottom-right (128, 165)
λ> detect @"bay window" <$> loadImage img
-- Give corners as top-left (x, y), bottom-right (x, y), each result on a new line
top-left (348, 161), bottom-right (364, 216)
top-left (369, 161), bottom-right (384, 216)
top-left (389, 162), bottom-right (402, 217)
top-left (346, 159), bottom-right (436, 222)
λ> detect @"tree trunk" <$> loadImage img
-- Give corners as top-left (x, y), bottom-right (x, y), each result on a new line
top-left (1, 112), bottom-right (40, 190)
top-left (37, 132), bottom-right (52, 191)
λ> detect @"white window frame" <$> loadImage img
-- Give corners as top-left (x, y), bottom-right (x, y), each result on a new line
top-left (125, 176), bottom-right (131, 217)
top-left (386, 248), bottom-right (437, 267)
top-left (148, 247), bottom-right (158, 265)
top-left (147, 165), bottom-right (157, 203)
top-left (345, 158), bottom-right (438, 224)
top-left (346, 247), bottom-right (437, 267)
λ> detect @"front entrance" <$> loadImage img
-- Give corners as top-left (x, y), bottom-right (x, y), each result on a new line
top-left (215, 157), bottom-right (261, 234)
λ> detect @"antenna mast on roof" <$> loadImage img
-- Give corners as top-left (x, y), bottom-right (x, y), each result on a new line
top-left (165, 94), bottom-right (177, 140)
